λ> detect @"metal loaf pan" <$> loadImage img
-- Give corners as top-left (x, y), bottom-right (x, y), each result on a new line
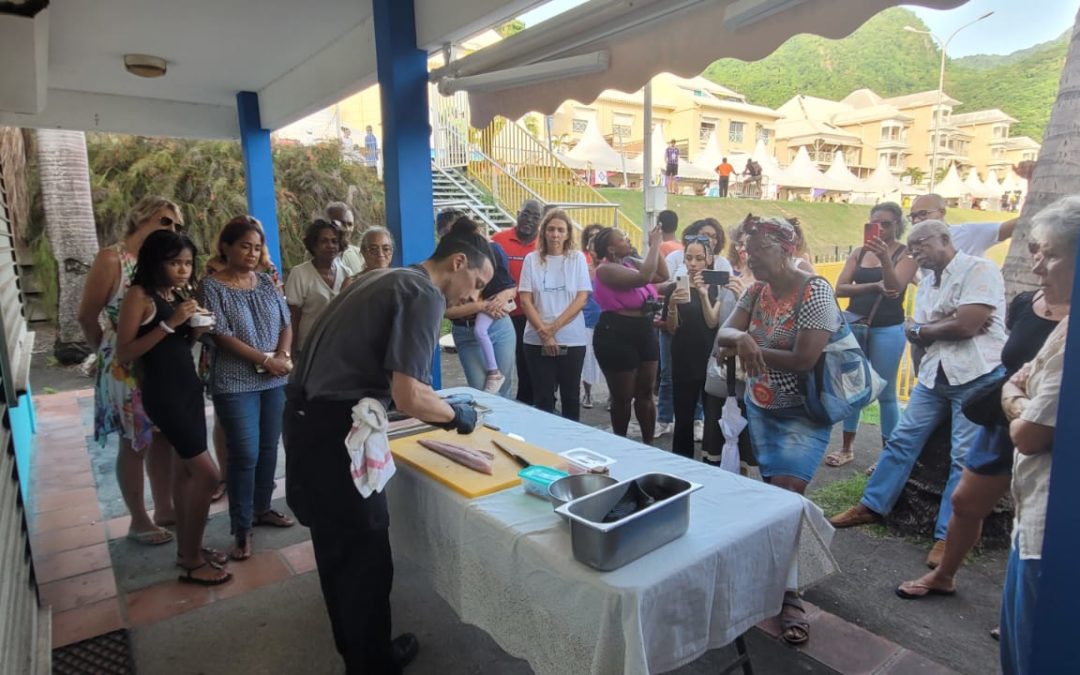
top-left (554, 472), bottom-right (702, 571)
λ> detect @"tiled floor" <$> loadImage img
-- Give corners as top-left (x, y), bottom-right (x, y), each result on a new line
top-left (27, 388), bottom-right (956, 674)
top-left (27, 389), bottom-right (319, 649)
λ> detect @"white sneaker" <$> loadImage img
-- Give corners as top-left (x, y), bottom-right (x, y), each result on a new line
top-left (582, 392), bottom-right (594, 408)
top-left (655, 422), bottom-right (674, 437)
top-left (694, 419), bottom-right (704, 442)
top-left (482, 371), bottom-right (505, 393)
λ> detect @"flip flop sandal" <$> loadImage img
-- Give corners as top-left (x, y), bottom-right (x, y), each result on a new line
top-left (126, 528), bottom-right (174, 546)
top-left (178, 560), bottom-right (233, 587)
top-left (230, 533), bottom-right (254, 561)
top-left (254, 509), bottom-right (294, 528)
top-left (780, 597), bottom-right (810, 645)
top-left (895, 581), bottom-right (957, 600)
top-left (865, 462), bottom-right (878, 476)
top-left (825, 451), bottom-right (855, 467)
top-left (176, 547), bottom-right (228, 568)
top-left (210, 481), bottom-right (226, 502)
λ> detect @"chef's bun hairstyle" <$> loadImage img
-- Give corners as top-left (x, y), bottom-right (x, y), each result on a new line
top-left (431, 217), bottom-right (494, 270)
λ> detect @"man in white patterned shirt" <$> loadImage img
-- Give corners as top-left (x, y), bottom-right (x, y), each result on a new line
top-left (831, 220), bottom-right (1007, 567)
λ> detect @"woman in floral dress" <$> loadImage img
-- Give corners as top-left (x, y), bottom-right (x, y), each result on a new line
top-left (78, 196), bottom-right (181, 544)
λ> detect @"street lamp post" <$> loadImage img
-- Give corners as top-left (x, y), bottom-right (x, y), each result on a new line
top-left (905, 11), bottom-right (993, 191)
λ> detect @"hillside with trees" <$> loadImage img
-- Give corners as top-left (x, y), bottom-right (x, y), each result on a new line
top-left (703, 7), bottom-right (1066, 140)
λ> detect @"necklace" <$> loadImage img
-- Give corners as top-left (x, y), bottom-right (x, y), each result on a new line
top-left (223, 270), bottom-right (255, 289)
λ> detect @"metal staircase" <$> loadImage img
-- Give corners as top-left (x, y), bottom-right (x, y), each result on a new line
top-left (432, 165), bottom-right (515, 235)
top-left (428, 85), bottom-right (640, 245)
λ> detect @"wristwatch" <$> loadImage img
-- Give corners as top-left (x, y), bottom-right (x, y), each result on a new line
top-left (910, 323), bottom-right (923, 339)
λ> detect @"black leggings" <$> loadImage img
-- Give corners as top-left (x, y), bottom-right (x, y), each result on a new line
top-left (523, 345), bottom-right (586, 421)
top-left (511, 314), bottom-right (533, 405)
top-left (672, 377), bottom-right (705, 459)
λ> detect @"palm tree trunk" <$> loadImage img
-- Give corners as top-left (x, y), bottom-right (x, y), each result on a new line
top-left (36, 129), bottom-right (99, 363)
top-left (1002, 8), bottom-right (1080, 298)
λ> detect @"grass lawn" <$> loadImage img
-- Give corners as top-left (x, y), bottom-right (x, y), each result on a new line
top-left (596, 188), bottom-right (1011, 261)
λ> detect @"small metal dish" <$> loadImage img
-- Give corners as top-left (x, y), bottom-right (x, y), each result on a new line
top-left (547, 474), bottom-right (619, 515)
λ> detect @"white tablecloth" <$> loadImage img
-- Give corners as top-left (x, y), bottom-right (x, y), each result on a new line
top-left (387, 388), bottom-right (838, 675)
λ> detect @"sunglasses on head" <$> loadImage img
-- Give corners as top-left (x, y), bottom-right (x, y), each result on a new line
top-left (685, 235), bottom-right (711, 243)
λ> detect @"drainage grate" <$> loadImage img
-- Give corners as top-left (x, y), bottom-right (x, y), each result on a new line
top-left (53, 629), bottom-right (134, 675)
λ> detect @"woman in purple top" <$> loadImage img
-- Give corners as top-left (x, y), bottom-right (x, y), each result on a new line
top-left (591, 225), bottom-right (668, 443)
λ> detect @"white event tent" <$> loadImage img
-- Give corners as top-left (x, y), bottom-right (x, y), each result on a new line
top-left (964, 169), bottom-right (992, 199)
top-left (823, 150), bottom-right (865, 193)
top-left (691, 131), bottom-right (725, 176)
top-left (984, 170), bottom-right (1003, 198)
top-left (934, 164), bottom-right (968, 199)
top-left (564, 117), bottom-right (627, 173)
top-left (779, 146), bottom-right (850, 192)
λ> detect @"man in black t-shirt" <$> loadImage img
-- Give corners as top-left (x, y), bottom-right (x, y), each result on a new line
top-left (284, 220), bottom-right (494, 674)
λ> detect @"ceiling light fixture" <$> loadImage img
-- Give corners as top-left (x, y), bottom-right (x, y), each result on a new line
top-left (123, 53), bottom-right (167, 78)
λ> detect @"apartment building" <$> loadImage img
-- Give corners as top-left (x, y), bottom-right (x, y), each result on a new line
top-left (544, 73), bottom-right (781, 164)
top-left (774, 88), bottom-right (1039, 182)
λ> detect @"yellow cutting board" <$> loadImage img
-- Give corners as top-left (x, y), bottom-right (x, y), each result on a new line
top-left (390, 427), bottom-right (564, 498)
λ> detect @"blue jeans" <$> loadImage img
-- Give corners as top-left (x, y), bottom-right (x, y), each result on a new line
top-left (861, 366), bottom-right (1005, 541)
top-left (658, 331), bottom-right (701, 424)
top-left (843, 324), bottom-right (906, 438)
top-left (1000, 539), bottom-right (1041, 675)
top-left (214, 386), bottom-right (286, 540)
top-left (452, 317), bottom-right (516, 398)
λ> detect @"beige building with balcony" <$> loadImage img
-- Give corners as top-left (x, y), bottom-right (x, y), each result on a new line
top-left (544, 73), bottom-right (781, 165)
top-left (774, 88), bottom-right (1039, 183)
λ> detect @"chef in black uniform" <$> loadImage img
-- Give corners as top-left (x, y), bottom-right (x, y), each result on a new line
top-left (284, 219), bottom-right (494, 674)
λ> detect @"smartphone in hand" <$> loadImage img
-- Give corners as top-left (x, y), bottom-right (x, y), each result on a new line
top-left (676, 275), bottom-right (690, 293)
top-left (864, 221), bottom-right (882, 245)
top-left (701, 269), bottom-right (730, 286)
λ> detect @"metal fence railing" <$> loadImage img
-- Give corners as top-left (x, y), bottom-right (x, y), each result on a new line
top-left (469, 117), bottom-right (643, 250)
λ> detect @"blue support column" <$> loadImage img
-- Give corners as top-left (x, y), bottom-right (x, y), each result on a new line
top-left (236, 91), bottom-right (283, 271)
top-left (373, 0), bottom-right (441, 388)
top-left (372, 0), bottom-right (434, 267)
top-left (1028, 235), bottom-right (1080, 672)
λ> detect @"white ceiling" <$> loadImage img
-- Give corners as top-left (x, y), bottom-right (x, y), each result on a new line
top-left (46, 0), bottom-right (367, 107)
top-left (0, 0), bottom-right (540, 138)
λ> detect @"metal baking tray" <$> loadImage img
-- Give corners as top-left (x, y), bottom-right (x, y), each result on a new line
top-left (554, 472), bottom-right (702, 571)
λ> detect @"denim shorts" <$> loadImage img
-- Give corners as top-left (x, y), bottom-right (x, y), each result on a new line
top-left (965, 424), bottom-right (1014, 476)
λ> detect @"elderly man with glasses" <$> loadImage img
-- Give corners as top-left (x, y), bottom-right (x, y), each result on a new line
top-left (830, 220), bottom-right (1007, 569)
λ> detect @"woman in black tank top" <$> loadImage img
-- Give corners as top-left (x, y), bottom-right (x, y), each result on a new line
top-left (829, 203), bottom-right (920, 467)
top-left (115, 230), bottom-right (232, 587)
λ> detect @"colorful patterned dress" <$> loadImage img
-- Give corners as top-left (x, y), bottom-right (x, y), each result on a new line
top-left (93, 245), bottom-right (155, 451)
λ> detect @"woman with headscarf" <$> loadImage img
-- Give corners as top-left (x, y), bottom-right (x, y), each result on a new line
top-left (714, 216), bottom-right (840, 646)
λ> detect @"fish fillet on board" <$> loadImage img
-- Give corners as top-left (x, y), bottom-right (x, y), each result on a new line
top-left (417, 439), bottom-right (495, 475)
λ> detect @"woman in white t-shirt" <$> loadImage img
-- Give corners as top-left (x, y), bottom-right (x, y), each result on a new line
top-left (285, 219), bottom-right (348, 353)
top-left (518, 209), bottom-right (593, 421)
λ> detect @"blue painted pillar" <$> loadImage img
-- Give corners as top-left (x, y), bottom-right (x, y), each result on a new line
top-left (236, 91), bottom-right (283, 271)
top-left (372, 0), bottom-right (434, 267)
top-left (373, 0), bottom-right (441, 388)
top-left (1028, 234), bottom-right (1080, 671)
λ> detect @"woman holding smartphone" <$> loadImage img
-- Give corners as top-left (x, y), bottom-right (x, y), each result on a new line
top-left (828, 202), bottom-right (918, 467)
top-left (518, 209), bottom-right (592, 420)
top-left (662, 239), bottom-right (738, 458)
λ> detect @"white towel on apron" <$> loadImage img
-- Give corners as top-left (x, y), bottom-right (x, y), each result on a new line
top-left (343, 398), bottom-right (396, 497)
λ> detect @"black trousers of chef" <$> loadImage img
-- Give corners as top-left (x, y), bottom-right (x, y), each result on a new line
top-left (284, 393), bottom-right (399, 675)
